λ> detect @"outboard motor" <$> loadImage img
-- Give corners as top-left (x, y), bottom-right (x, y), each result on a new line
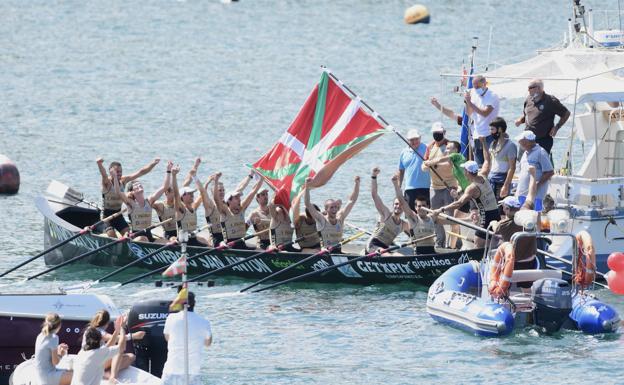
top-left (531, 278), bottom-right (573, 333)
top-left (127, 299), bottom-right (171, 378)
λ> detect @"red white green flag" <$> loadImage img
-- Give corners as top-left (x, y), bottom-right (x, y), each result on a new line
top-left (251, 70), bottom-right (388, 201)
top-left (162, 255), bottom-right (187, 277)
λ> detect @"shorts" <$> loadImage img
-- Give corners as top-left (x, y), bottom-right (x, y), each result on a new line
top-left (457, 201), bottom-right (471, 214)
top-left (103, 209), bottom-right (129, 233)
top-left (413, 245), bottom-right (436, 255)
top-left (211, 231), bottom-right (224, 246)
top-left (258, 239), bottom-right (271, 250)
top-left (277, 244), bottom-right (300, 253)
top-left (227, 238), bottom-right (252, 250)
top-left (365, 237), bottom-right (390, 253)
top-left (187, 236), bottom-right (204, 247)
top-left (164, 229), bottom-right (177, 239)
top-left (475, 209), bottom-right (502, 240)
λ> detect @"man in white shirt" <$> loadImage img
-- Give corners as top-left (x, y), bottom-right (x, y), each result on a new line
top-left (465, 75), bottom-right (500, 166)
top-left (161, 291), bottom-right (212, 385)
top-left (514, 131), bottom-right (554, 204)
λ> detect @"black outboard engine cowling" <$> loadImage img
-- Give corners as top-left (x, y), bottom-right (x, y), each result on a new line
top-left (531, 278), bottom-right (573, 333)
top-left (127, 299), bottom-right (171, 378)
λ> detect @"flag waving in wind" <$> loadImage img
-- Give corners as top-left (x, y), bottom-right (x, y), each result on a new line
top-left (162, 255), bottom-right (187, 277)
top-left (251, 69), bottom-right (388, 201)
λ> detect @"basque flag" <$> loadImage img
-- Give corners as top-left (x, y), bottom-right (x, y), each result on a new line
top-left (162, 255), bottom-right (187, 277)
top-left (459, 65), bottom-right (474, 158)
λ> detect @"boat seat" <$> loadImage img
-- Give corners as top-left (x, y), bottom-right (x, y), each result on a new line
top-left (510, 269), bottom-right (562, 283)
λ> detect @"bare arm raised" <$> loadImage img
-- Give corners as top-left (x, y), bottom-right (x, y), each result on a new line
top-left (392, 172), bottom-right (416, 220)
top-left (96, 157), bottom-right (111, 189)
top-left (303, 178), bottom-right (326, 224)
top-left (337, 176), bottom-right (360, 222)
top-left (371, 167), bottom-right (390, 220)
top-left (149, 161), bottom-right (172, 206)
top-left (121, 158), bottom-right (161, 185)
top-left (241, 175), bottom-right (263, 211)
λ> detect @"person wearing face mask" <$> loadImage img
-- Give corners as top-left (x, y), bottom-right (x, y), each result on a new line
top-left (514, 78), bottom-right (570, 155)
top-left (422, 122), bottom-right (457, 248)
top-left (487, 117), bottom-right (517, 200)
top-left (464, 75), bottom-right (500, 167)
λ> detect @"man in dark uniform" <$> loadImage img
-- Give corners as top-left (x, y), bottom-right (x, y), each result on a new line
top-left (515, 78), bottom-right (570, 154)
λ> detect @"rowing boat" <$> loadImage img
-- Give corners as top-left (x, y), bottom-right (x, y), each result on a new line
top-left (36, 181), bottom-right (484, 286)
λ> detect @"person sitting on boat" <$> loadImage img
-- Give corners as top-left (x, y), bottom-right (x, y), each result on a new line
top-left (34, 312), bottom-right (72, 385)
top-left (464, 74), bottom-right (500, 166)
top-left (365, 167), bottom-right (409, 255)
top-left (292, 197), bottom-right (323, 252)
top-left (96, 157), bottom-right (160, 238)
top-left (72, 316), bottom-right (126, 385)
top-left (487, 117), bottom-right (517, 201)
top-left (162, 291), bottom-right (212, 385)
top-left (152, 162), bottom-right (178, 242)
top-left (493, 195), bottom-right (538, 270)
top-left (514, 78), bottom-right (570, 155)
top-left (514, 130), bottom-right (554, 204)
top-left (80, 310), bottom-right (145, 383)
top-left (268, 188), bottom-right (299, 252)
top-left (248, 188), bottom-right (272, 249)
top-left (303, 175), bottom-right (359, 254)
top-left (170, 164), bottom-right (212, 247)
top-left (432, 155), bottom-right (501, 248)
top-left (213, 171), bottom-right (264, 249)
top-left (114, 165), bottom-right (169, 242)
top-left (397, 128), bottom-right (431, 209)
top-left (422, 122), bottom-right (457, 248)
top-left (392, 173), bottom-right (436, 255)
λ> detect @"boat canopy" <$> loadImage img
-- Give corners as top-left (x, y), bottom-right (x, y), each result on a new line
top-left (444, 47), bottom-right (624, 104)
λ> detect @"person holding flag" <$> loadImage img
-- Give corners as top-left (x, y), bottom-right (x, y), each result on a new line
top-left (303, 175), bottom-right (360, 254)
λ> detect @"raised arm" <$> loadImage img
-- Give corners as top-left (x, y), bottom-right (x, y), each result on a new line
top-left (183, 157), bottom-right (201, 187)
top-left (148, 161), bottom-right (172, 206)
top-left (96, 157), bottom-right (110, 188)
top-left (212, 173), bottom-right (228, 214)
top-left (338, 176), bottom-right (360, 221)
top-left (464, 91), bottom-right (494, 117)
top-left (392, 172), bottom-right (416, 219)
top-left (198, 174), bottom-right (217, 212)
top-left (113, 170), bottom-right (133, 206)
top-left (303, 178), bottom-right (325, 223)
top-left (371, 167), bottom-right (390, 219)
top-left (171, 165), bottom-right (185, 214)
top-left (241, 176), bottom-right (263, 211)
top-left (234, 170), bottom-right (255, 194)
top-left (123, 158), bottom-right (161, 183)
top-left (431, 97), bottom-right (461, 121)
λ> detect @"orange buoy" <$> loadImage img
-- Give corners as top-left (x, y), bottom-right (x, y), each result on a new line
top-left (0, 154), bottom-right (20, 194)
top-left (404, 4), bottom-right (430, 24)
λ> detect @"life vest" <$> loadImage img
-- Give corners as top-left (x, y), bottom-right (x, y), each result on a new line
top-left (489, 242), bottom-right (515, 299)
top-left (474, 178), bottom-right (499, 212)
top-left (179, 206), bottom-right (197, 233)
top-left (129, 200), bottom-right (152, 232)
top-left (296, 219), bottom-right (321, 248)
top-left (159, 201), bottom-right (177, 232)
top-left (574, 230), bottom-right (596, 288)
top-left (102, 181), bottom-right (124, 211)
top-left (407, 215), bottom-right (435, 246)
top-left (223, 211), bottom-right (246, 241)
top-left (271, 220), bottom-right (294, 247)
top-left (317, 217), bottom-right (343, 248)
top-left (371, 215), bottom-right (404, 247)
top-left (205, 206), bottom-right (223, 237)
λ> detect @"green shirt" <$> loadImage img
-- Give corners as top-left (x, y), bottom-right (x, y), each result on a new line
top-left (449, 153), bottom-right (469, 190)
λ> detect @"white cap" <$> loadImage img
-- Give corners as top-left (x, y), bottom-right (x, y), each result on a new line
top-left (431, 121), bottom-right (445, 133)
top-left (461, 160), bottom-right (479, 174)
top-left (406, 129), bottom-right (421, 139)
top-left (502, 196), bottom-right (521, 208)
top-left (515, 130), bottom-right (536, 141)
top-left (180, 186), bottom-right (196, 195)
top-left (225, 190), bottom-right (242, 202)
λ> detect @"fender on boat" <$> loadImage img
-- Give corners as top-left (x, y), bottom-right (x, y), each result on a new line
top-left (426, 261), bottom-right (514, 337)
top-left (569, 293), bottom-right (620, 334)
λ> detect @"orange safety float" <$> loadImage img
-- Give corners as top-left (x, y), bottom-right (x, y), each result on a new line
top-left (489, 242), bottom-right (515, 299)
top-left (574, 230), bottom-right (596, 288)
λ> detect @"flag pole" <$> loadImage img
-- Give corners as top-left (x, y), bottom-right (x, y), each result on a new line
top-left (180, 229), bottom-right (190, 385)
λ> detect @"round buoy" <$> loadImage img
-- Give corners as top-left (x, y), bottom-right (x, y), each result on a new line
top-left (404, 4), bottom-right (430, 25)
top-left (0, 154), bottom-right (20, 194)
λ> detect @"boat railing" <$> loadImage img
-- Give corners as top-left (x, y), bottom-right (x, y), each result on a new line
top-left (548, 175), bottom-right (624, 209)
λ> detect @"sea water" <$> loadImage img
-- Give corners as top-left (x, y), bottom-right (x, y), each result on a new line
top-left (1, 1), bottom-right (623, 384)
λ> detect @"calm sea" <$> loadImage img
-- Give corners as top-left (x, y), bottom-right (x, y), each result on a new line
top-left (1, 1), bottom-right (623, 384)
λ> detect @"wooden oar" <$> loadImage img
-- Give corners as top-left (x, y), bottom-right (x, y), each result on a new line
top-left (118, 228), bottom-right (270, 287)
top-left (239, 231), bottom-right (366, 293)
top-left (27, 218), bottom-right (172, 281)
top-left (187, 234), bottom-right (308, 283)
top-left (0, 209), bottom-right (126, 278)
top-left (94, 224), bottom-right (210, 284)
top-left (252, 234), bottom-right (435, 293)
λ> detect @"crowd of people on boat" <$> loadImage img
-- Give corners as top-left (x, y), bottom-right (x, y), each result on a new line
top-left (34, 291), bottom-right (210, 385)
top-left (93, 77), bottom-right (568, 257)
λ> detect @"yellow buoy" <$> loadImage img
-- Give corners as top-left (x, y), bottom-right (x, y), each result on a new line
top-left (404, 4), bottom-right (430, 25)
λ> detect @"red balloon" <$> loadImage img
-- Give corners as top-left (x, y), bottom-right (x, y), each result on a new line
top-left (607, 252), bottom-right (624, 272)
top-left (606, 271), bottom-right (624, 295)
